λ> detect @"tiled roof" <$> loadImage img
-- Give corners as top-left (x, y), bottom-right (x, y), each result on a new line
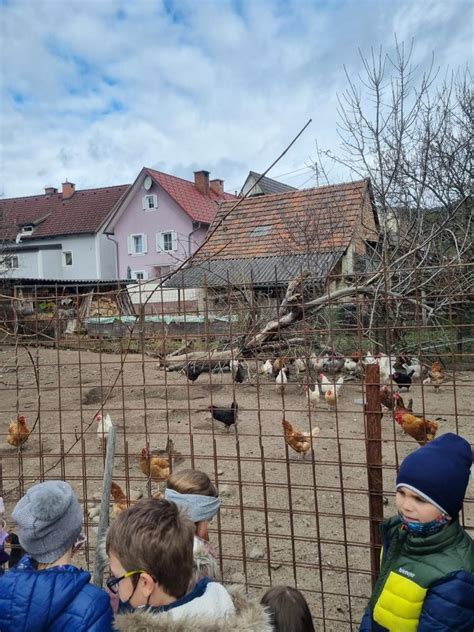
top-left (195, 179), bottom-right (370, 261)
top-left (145, 168), bottom-right (234, 224)
top-left (243, 171), bottom-right (298, 195)
top-left (165, 252), bottom-right (344, 288)
top-left (0, 184), bottom-right (130, 241)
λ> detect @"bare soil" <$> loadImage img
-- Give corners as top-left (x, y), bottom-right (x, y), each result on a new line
top-left (1, 344), bottom-right (472, 631)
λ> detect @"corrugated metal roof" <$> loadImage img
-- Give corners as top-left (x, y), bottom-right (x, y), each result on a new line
top-left (165, 252), bottom-right (344, 289)
top-left (2, 277), bottom-right (132, 286)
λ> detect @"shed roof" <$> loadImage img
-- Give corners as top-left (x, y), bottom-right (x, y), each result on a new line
top-left (241, 171), bottom-right (298, 196)
top-left (165, 252), bottom-right (344, 289)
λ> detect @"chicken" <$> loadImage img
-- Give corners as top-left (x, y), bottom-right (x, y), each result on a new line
top-left (402, 358), bottom-right (423, 381)
top-left (208, 402), bottom-right (238, 431)
top-left (183, 362), bottom-right (205, 382)
top-left (272, 357), bottom-right (289, 376)
top-left (95, 412), bottom-right (113, 448)
top-left (423, 361), bottom-right (445, 392)
top-left (364, 351), bottom-right (377, 365)
top-left (380, 385), bottom-right (394, 410)
top-left (324, 376), bottom-right (344, 411)
top-left (140, 446), bottom-right (171, 482)
top-left (7, 415), bottom-right (30, 447)
top-left (275, 368), bottom-right (288, 393)
top-left (282, 419), bottom-right (320, 458)
top-left (303, 384), bottom-right (320, 408)
top-left (392, 369), bottom-right (415, 391)
top-left (393, 393), bottom-right (438, 445)
top-left (229, 360), bottom-right (245, 383)
top-left (260, 359), bottom-right (274, 375)
top-left (293, 358), bottom-right (307, 377)
top-left (319, 373), bottom-right (332, 394)
top-left (110, 482), bottom-right (130, 517)
top-left (310, 354), bottom-right (326, 372)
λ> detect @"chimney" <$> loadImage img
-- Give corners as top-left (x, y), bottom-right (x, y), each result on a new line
top-left (210, 179), bottom-right (224, 196)
top-left (62, 180), bottom-right (75, 199)
top-left (44, 187), bottom-right (58, 195)
top-left (194, 170), bottom-right (210, 196)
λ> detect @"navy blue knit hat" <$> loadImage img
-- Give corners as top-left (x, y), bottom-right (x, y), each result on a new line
top-left (396, 433), bottom-right (472, 518)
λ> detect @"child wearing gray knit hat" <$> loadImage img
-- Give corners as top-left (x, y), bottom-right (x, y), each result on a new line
top-left (0, 480), bottom-right (113, 631)
top-left (12, 480), bottom-right (83, 563)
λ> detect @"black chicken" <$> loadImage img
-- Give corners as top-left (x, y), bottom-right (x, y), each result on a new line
top-left (392, 369), bottom-right (415, 391)
top-left (208, 402), bottom-right (238, 431)
top-left (233, 363), bottom-right (245, 383)
top-left (184, 363), bottom-right (205, 382)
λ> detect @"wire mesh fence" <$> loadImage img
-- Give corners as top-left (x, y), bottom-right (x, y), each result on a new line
top-left (0, 263), bottom-right (472, 630)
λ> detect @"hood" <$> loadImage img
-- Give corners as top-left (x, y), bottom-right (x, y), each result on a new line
top-left (0, 565), bottom-right (92, 631)
top-left (114, 584), bottom-right (273, 632)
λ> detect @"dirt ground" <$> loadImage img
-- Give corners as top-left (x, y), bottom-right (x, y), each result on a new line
top-left (0, 344), bottom-right (473, 631)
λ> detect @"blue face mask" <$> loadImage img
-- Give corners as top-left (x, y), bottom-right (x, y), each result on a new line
top-left (399, 512), bottom-right (450, 536)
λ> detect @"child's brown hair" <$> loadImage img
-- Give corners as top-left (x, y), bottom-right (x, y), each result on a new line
top-left (167, 469), bottom-right (218, 497)
top-left (261, 585), bottom-right (315, 631)
top-left (106, 497), bottom-right (194, 599)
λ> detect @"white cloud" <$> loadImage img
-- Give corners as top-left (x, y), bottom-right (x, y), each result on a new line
top-left (0, 0), bottom-right (471, 197)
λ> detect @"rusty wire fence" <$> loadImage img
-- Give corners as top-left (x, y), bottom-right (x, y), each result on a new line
top-left (0, 263), bottom-right (472, 631)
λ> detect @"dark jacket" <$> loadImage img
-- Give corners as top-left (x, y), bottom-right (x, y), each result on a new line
top-left (0, 556), bottom-right (113, 632)
top-left (360, 516), bottom-right (474, 632)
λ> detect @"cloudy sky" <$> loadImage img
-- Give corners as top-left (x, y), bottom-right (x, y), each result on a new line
top-left (0, 0), bottom-right (471, 198)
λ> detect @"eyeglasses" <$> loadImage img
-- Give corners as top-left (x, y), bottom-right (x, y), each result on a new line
top-left (106, 570), bottom-right (145, 594)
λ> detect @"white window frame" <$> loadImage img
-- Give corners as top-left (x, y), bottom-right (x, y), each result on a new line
top-left (156, 231), bottom-right (178, 252)
top-left (142, 194), bottom-right (158, 211)
top-left (128, 233), bottom-right (148, 256)
top-left (3, 255), bottom-right (19, 269)
top-left (131, 270), bottom-right (148, 280)
top-left (62, 251), bottom-right (73, 267)
top-left (21, 225), bottom-right (34, 234)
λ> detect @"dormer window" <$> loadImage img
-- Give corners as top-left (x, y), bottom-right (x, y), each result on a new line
top-left (21, 225), bottom-right (34, 234)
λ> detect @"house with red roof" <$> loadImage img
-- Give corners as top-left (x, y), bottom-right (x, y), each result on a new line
top-left (103, 168), bottom-right (234, 281)
top-left (0, 181), bottom-right (130, 280)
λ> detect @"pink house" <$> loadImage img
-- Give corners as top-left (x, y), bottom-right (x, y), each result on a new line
top-left (104, 168), bottom-right (234, 281)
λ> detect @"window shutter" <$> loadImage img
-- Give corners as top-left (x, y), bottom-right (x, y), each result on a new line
top-left (127, 235), bottom-right (133, 254)
top-left (142, 270), bottom-right (149, 280)
top-left (152, 194), bottom-right (158, 208)
top-left (172, 231), bottom-right (178, 251)
top-left (156, 232), bottom-right (162, 251)
top-left (142, 196), bottom-right (148, 210)
top-left (143, 234), bottom-right (148, 253)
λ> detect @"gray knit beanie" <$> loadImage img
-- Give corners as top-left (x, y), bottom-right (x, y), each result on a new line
top-left (12, 480), bottom-right (83, 563)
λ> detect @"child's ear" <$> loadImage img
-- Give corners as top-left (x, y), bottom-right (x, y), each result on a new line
top-left (140, 572), bottom-right (156, 597)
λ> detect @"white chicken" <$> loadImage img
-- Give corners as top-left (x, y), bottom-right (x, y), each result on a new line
top-left (95, 412), bottom-right (113, 448)
top-left (275, 369), bottom-right (288, 393)
top-left (303, 384), bottom-right (320, 408)
top-left (260, 359), bottom-right (274, 375)
top-left (319, 373), bottom-right (332, 394)
top-left (344, 358), bottom-right (358, 373)
top-left (364, 351), bottom-right (377, 365)
top-left (293, 358), bottom-right (306, 377)
top-left (310, 354), bottom-right (326, 372)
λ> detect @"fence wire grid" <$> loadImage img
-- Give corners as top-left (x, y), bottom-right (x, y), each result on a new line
top-left (0, 263), bottom-right (473, 631)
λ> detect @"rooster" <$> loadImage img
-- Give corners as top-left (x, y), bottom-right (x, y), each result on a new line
top-left (282, 419), bottom-right (320, 458)
top-left (183, 362), bottom-right (205, 382)
top-left (303, 384), bottom-right (320, 408)
top-left (393, 393), bottom-right (438, 445)
top-left (324, 376), bottom-right (344, 411)
top-left (95, 412), bottom-right (113, 448)
top-left (110, 482), bottom-right (130, 517)
top-left (208, 402), bottom-right (238, 431)
top-left (423, 361), bottom-right (445, 392)
top-left (7, 415), bottom-right (30, 447)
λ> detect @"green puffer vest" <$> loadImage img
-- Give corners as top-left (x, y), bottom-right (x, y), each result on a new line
top-left (368, 516), bottom-right (474, 631)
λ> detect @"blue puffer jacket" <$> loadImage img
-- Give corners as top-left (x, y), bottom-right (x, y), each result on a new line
top-left (0, 556), bottom-right (113, 632)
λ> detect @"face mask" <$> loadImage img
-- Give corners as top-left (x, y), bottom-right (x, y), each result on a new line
top-left (399, 512), bottom-right (450, 536)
